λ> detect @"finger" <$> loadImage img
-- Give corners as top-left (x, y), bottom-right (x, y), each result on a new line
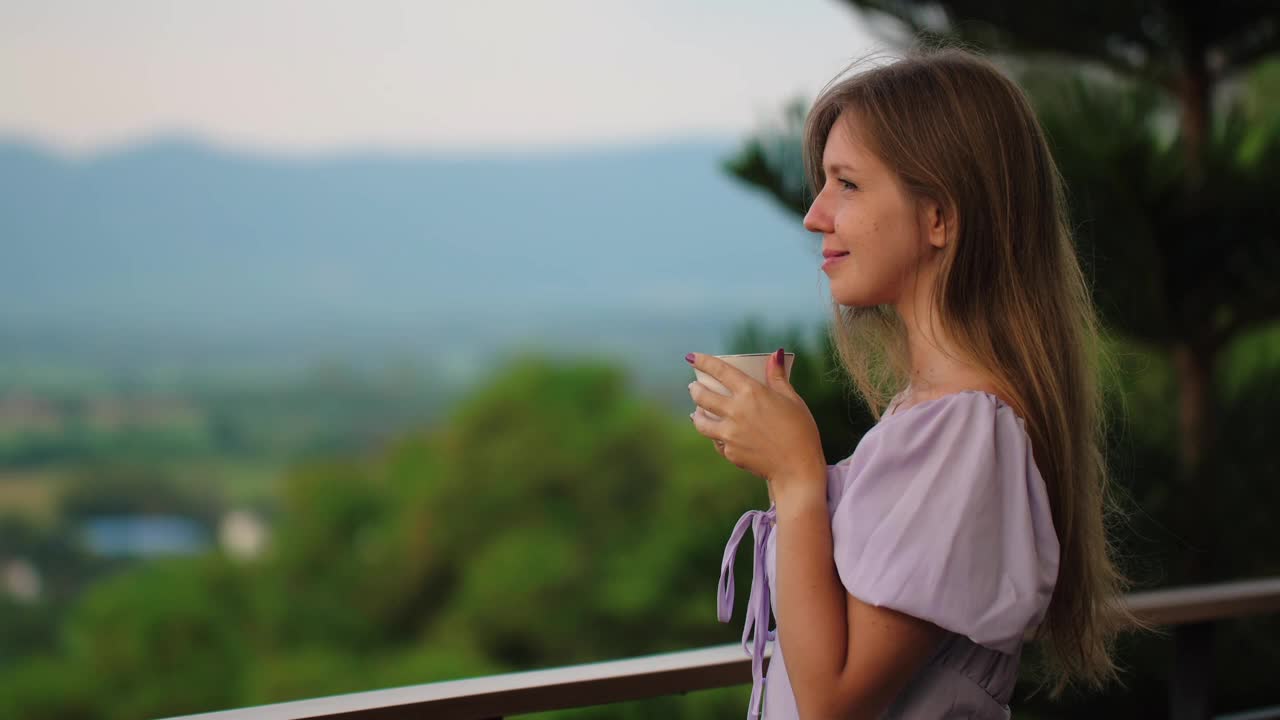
top-left (685, 353), bottom-right (755, 395)
top-left (768, 348), bottom-right (789, 384)
top-left (689, 407), bottom-right (726, 443)
top-left (688, 381), bottom-right (730, 418)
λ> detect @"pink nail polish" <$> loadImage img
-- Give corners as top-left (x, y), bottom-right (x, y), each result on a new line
top-left (685, 353), bottom-right (696, 364)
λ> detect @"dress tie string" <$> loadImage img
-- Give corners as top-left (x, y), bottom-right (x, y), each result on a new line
top-left (717, 505), bottom-right (777, 719)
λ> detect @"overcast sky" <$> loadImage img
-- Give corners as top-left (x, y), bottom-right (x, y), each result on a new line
top-left (0, 0), bottom-right (883, 155)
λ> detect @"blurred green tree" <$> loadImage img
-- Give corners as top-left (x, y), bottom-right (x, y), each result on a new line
top-left (0, 515), bottom-right (96, 668)
top-left (0, 655), bottom-right (100, 720)
top-left (60, 556), bottom-right (253, 720)
top-left (422, 355), bottom-right (768, 666)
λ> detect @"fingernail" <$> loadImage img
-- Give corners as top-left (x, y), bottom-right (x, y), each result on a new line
top-left (774, 348), bottom-right (785, 365)
top-left (685, 353), bottom-right (696, 364)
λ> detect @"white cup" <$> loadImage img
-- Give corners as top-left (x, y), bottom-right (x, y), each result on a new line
top-left (692, 352), bottom-right (795, 420)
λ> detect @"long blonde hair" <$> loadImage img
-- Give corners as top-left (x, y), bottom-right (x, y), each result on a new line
top-left (803, 46), bottom-right (1140, 696)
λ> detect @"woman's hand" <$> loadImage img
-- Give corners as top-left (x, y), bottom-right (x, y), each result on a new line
top-left (686, 349), bottom-right (827, 499)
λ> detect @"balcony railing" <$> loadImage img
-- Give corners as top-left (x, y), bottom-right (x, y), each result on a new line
top-left (164, 576), bottom-right (1280, 720)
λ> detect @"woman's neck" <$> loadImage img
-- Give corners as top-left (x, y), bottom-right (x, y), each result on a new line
top-left (896, 305), bottom-right (998, 406)
top-left (890, 254), bottom-right (1001, 406)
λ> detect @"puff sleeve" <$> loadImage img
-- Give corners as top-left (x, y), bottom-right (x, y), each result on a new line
top-left (827, 391), bottom-right (1060, 654)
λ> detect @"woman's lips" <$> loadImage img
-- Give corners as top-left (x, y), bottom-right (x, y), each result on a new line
top-left (821, 252), bottom-right (849, 270)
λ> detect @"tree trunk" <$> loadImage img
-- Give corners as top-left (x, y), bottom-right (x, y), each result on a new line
top-left (1172, 343), bottom-right (1215, 472)
top-left (1171, 341), bottom-right (1217, 582)
top-left (1178, 44), bottom-right (1210, 187)
top-left (1172, 36), bottom-right (1216, 583)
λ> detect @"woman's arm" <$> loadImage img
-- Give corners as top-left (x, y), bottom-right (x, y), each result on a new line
top-left (773, 477), bottom-right (944, 719)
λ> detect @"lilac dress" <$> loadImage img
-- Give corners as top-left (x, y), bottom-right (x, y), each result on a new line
top-left (718, 390), bottom-right (1059, 719)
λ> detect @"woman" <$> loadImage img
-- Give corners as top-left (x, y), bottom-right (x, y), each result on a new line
top-left (688, 47), bottom-right (1137, 718)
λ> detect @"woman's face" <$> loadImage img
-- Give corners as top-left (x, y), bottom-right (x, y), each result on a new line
top-left (803, 112), bottom-right (944, 309)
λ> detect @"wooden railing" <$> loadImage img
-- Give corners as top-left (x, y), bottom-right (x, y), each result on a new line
top-left (163, 577), bottom-right (1280, 720)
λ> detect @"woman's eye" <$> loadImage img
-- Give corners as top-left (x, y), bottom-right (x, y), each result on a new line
top-left (838, 179), bottom-right (857, 191)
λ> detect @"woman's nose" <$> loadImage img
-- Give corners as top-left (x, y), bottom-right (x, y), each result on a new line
top-left (803, 196), bottom-right (833, 234)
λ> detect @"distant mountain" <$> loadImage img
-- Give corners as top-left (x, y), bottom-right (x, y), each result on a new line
top-left (0, 136), bottom-right (830, 385)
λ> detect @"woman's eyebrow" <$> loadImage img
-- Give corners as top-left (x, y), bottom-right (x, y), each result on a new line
top-left (824, 162), bottom-right (858, 176)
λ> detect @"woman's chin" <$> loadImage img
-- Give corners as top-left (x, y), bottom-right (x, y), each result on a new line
top-left (829, 282), bottom-right (870, 307)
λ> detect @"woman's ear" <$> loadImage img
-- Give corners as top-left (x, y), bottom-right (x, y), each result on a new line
top-left (921, 197), bottom-right (957, 250)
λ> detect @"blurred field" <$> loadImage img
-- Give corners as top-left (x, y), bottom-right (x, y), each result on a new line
top-left (0, 469), bottom-right (62, 524)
